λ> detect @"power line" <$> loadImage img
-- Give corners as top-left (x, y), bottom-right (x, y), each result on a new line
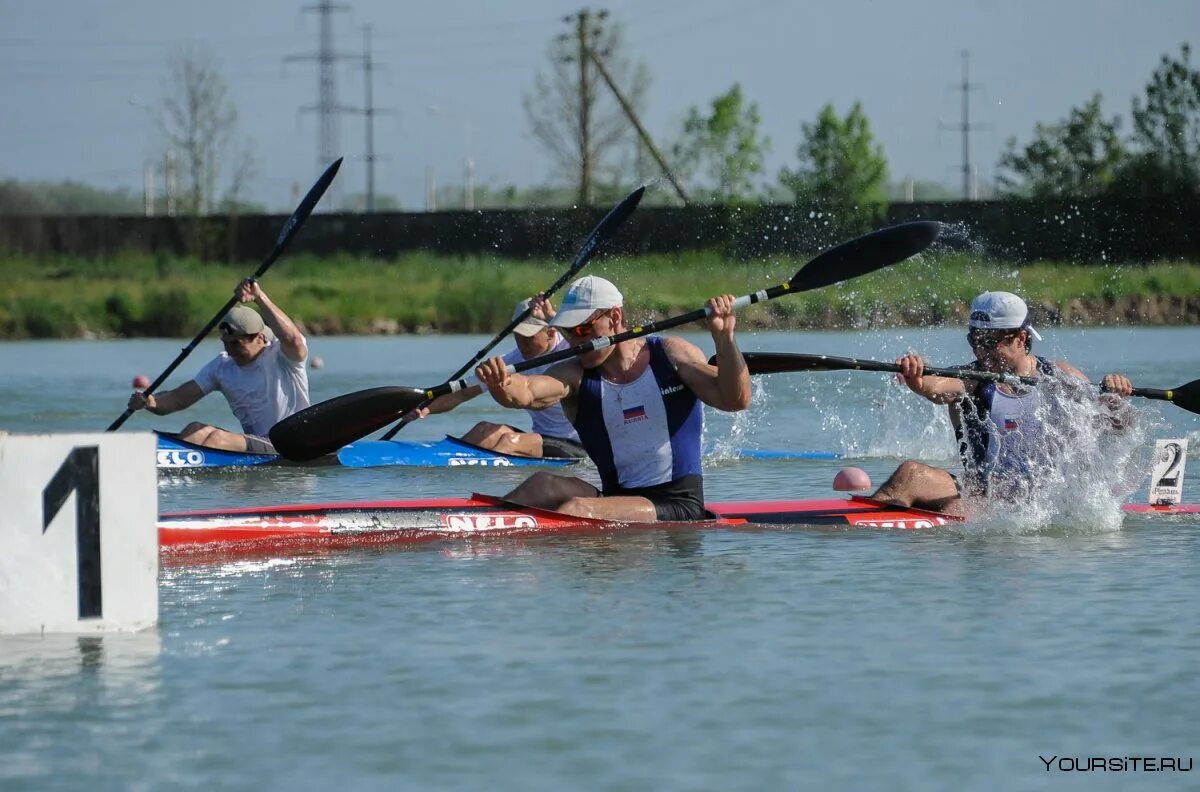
top-left (286, 0), bottom-right (357, 205)
top-left (341, 25), bottom-right (393, 212)
top-left (941, 50), bottom-right (991, 200)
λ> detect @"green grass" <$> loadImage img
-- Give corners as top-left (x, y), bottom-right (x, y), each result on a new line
top-left (0, 250), bottom-right (1196, 338)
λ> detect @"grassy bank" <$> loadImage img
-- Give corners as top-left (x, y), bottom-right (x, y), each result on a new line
top-left (1, 250), bottom-right (1198, 338)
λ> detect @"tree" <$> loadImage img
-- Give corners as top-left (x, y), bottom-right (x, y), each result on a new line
top-left (523, 12), bottom-right (649, 205)
top-left (0, 179), bottom-right (142, 215)
top-left (1124, 43), bottom-right (1200, 193)
top-left (779, 102), bottom-right (889, 233)
top-left (996, 94), bottom-right (1126, 197)
top-left (157, 45), bottom-right (256, 216)
top-left (672, 83), bottom-right (769, 204)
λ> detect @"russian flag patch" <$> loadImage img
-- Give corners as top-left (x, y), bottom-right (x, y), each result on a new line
top-left (1004, 418), bottom-right (1019, 430)
top-left (623, 405), bottom-right (648, 423)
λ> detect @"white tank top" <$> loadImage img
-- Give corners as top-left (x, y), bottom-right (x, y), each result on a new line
top-left (573, 337), bottom-right (705, 492)
top-left (193, 340), bottom-right (310, 436)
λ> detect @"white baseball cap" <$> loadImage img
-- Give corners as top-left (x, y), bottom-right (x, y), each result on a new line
top-left (511, 298), bottom-right (550, 337)
top-left (968, 291), bottom-right (1042, 341)
top-left (550, 275), bottom-right (624, 329)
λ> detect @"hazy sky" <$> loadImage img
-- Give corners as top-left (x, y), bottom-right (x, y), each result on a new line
top-left (1, 0), bottom-right (1195, 210)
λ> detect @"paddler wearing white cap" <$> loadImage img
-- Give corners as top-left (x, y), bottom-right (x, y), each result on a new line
top-left (475, 275), bottom-right (751, 522)
top-left (126, 278), bottom-right (309, 453)
top-left (871, 291), bottom-right (1133, 513)
top-left (403, 295), bottom-right (586, 459)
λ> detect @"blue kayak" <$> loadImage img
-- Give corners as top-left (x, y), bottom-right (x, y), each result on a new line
top-left (155, 432), bottom-right (580, 470)
top-left (155, 432), bottom-right (841, 470)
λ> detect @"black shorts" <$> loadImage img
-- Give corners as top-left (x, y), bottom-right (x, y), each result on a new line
top-left (605, 474), bottom-right (707, 522)
top-left (540, 435), bottom-right (587, 459)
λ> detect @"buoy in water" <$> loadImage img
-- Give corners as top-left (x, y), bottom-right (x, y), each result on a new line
top-left (132, 374), bottom-right (151, 391)
top-left (832, 466), bottom-right (872, 492)
top-left (310, 356), bottom-right (324, 370)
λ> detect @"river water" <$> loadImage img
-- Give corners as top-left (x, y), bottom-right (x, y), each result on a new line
top-left (1, 327), bottom-right (1198, 790)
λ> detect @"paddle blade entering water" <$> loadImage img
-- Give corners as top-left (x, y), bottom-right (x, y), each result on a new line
top-left (789, 220), bottom-right (942, 293)
top-left (271, 386), bottom-right (428, 461)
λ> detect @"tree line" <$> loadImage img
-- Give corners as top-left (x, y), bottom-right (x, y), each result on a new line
top-left (2, 26), bottom-right (1195, 225)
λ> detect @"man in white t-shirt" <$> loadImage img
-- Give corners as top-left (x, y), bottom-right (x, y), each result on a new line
top-left (126, 278), bottom-right (310, 453)
top-left (403, 296), bottom-right (586, 459)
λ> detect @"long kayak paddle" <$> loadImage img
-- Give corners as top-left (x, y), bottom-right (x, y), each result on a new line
top-left (378, 185), bottom-right (646, 440)
top-left (271, 220), bottom-right (943, 461)
top-left (108, 157), bottom-right (343, 431)
top-left (735, 352), bottom-right (1200, 414)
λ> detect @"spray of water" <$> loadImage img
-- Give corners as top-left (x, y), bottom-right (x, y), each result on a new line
top-left (960, 369), bottom-right (1161, 535)
top-left (703, 376), bottom-right (772, 466)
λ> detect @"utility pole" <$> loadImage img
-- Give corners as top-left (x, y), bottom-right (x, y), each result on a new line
top-left (287, 0), bottom-right (356, 207)
top-left (585, 44), bottom-right (689, 205)
top-left (163, 150), bottom-right (177, 217)
top-left (559, 9), bottom-right (607, 206)
top-left (362, 25), bottom-right (377, 212)
top-left (941, 50), bottom-right (989, 200)
top-left (344, 25), bottom-right (392, 212)
top-left (143, 162), bottom-right (156, 217)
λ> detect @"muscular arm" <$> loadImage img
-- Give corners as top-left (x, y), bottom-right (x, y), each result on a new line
top-left (1055, 359), bottom-right (1135, 430)
top-left (242, 280), bottom-right (307, 363)
top-left (897, 354), bottom-right (967, 404)
top-left (134, 380), bottom-right (205, 415)
top-left (666, 336), bottom-right (751, 412)
top-left (670, 292), bottom-right (751, 412)
top-left (477, 358), bottom-right (581, 411)
top-left (420, 385), bottom-right (484, 415)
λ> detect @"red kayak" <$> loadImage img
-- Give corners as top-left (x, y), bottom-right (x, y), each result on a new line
top-left (157, 494), bottom-right (1200, 562)
top-left (158, 493), bottom-right (958, 558)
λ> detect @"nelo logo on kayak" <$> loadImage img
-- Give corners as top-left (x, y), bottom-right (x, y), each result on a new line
top-left (441, 513), bottom-right (540, 532)
top-left (447, 458), bottom-right (513, 467)
top-left (852, 517), bottom-right (949, 529)
top-left (157, 449), bottom-right (205, 467)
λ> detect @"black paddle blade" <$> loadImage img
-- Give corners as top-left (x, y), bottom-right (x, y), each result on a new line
top-left (1169, 379), bottom-right (1200, 415)
top-left (789, 220), bottom-right (942, 292)
top-left (740, 352), bottom-right (848, 374)
top-left (270, 157), bottom-right (343, 256)
top-left (573, 185), bottom-right (644, 264)
top-left (270, 386), bottom-right (428, 461)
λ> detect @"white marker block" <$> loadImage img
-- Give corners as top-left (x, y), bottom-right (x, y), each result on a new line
top-left (0, 432), bottom-right (158, 634)
top-left (1149, 438), bottom-right (1188, 506)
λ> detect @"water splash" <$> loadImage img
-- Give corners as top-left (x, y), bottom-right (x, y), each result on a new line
top-left (704, 375), bottom-right (773, 466)
top-left (959, 369), bottom-right (1160, 535)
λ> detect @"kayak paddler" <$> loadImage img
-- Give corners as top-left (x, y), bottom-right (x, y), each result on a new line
top-left (402, 296), bottom-right (586, 459)
top-left (126, 279), bottom-right (310, 453)
top-left (475, 275), bottom-right (751, 522)
top-left (871, 291), bottom-right (1133, 513)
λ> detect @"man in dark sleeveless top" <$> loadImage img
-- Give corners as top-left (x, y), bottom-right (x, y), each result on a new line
top-left (872, 291), bottom-right (1133, 514)
top-left (475, 275), bottom-right (751, 522)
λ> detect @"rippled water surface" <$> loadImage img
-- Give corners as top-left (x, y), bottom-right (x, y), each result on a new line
top-left (1, 328), bottom-right (1198, 790)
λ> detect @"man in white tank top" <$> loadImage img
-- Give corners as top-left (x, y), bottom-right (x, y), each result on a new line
top-left (474, 275), bottom-right (752, 523)
top-left (125, 278), bottom-right (310, 454)
top-left (871, 291), bottom-right (1133, 514)
top-left (404, 296), bottom-right (585, 459)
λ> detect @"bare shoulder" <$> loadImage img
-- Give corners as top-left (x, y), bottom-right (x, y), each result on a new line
top-left (1053, 359), bottom-right (1089, 381)
top-left (661, 336), bottom-right (707, 367)
top-left (545, 359), bottom-right (585, 388)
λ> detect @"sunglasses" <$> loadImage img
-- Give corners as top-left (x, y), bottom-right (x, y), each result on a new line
top-left (967, 329), bottom-right (1019, 350)
top-left (566, 309), bottom-right (612, 338)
